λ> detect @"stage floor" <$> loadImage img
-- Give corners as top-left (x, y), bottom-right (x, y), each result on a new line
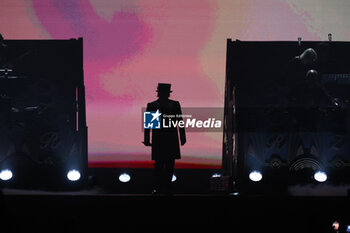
top-left (1, 167), bottom-right (350, 232)
top-left (1, 191), bottom-right (349, 232)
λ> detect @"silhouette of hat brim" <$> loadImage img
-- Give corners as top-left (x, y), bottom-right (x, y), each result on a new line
top-left (156, 89), bottom-right (172, 93)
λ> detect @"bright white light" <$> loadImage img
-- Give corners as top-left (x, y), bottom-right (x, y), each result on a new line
top-left (172, 174), bottom-right (177, 182)
top-left (67, 169), bottom-right (81, 181)
top-left (119, 173), bottom-right (131, 183)
top-left (0, 169), bottom-right (13, 181)
top-left (211, 173), bottom-right (221, 178)
top-left (314, 171), bottom-right (327, 182)
top-left (249, 170), bottom-right (263, 182)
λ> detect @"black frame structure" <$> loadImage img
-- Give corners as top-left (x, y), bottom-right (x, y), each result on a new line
top-left (0, 38), bottom-right (87, 189)
top-left (223, 39), bottom-right (350, 194)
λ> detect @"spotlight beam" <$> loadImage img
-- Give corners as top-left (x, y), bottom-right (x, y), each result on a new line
top-left (249, 170), bottom-right (263, 182)
top-left (0, 169), bottom-right (13, 181)
top-left (119, 173), bottom-right (131, 183)
top-left (67, 169), bottom-right (81, 182)
top-left (314, 171), bottom-right (327, 182)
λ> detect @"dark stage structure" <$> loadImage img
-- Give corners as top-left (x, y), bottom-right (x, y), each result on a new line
top-left (223, 39), bottom-right (350, 194)
top-left (0, 38), bottom-right (88, 189)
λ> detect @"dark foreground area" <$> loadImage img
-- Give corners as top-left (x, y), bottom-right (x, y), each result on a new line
top-left (0, 193), bottom-right (349, 233)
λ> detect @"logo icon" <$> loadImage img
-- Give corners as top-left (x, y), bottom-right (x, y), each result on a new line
top-left (143, 109), bottom-right (162, 129)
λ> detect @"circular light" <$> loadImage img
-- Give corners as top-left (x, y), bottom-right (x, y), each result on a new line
top-left (67, 169), bottom-right (81, 181)
top-left (314, 171), bottom-right (327, 182)
top-left (211, 173), bottom-right (221, 178)
top-left (172, 174), bottom-right (177, 182)
top-left (119, 173), bottom-right (131, 183)
top-left (333, 98), bottom-right (340, 107)
top-left (0, 169), bottom-right (13, 181)
top-left (249, 170), bottom-right (263, 182)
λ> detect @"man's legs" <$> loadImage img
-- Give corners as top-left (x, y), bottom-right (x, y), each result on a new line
top-left (153, 158), bottom-right (175, 193)
top-left (153, 160), bottom-right (165, 193)
top-left (163, 159), bottom-right (175, 193)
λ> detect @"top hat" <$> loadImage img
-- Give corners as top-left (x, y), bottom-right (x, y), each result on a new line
top-left (156, 83), bottom-right (172, 93)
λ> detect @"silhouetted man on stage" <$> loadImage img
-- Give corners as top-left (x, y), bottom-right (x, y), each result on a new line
top-left (143, 83), bottom-right (186, 194)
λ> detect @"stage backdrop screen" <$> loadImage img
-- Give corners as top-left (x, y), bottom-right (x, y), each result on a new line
top-left (1, 0), bottom-right (350, 168)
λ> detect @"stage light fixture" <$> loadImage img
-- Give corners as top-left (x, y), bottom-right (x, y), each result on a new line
top-left (211, 173), bottom-right (221, 178)
top-left (171, 174), bottom-right (177, 182)
top-left (67, 169), bottom-right (81, 181)
top-left (314, 171), bottom-right (327, 182)
top-left (249, 170), bottom-right (263, 182)
top-left (0, 169), bottom-right (13, 181)
top-left (119, 173), bottom-right (131, 183)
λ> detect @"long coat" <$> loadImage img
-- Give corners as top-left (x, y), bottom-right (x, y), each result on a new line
top-left (145, 99), bottom-right (186, 161)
